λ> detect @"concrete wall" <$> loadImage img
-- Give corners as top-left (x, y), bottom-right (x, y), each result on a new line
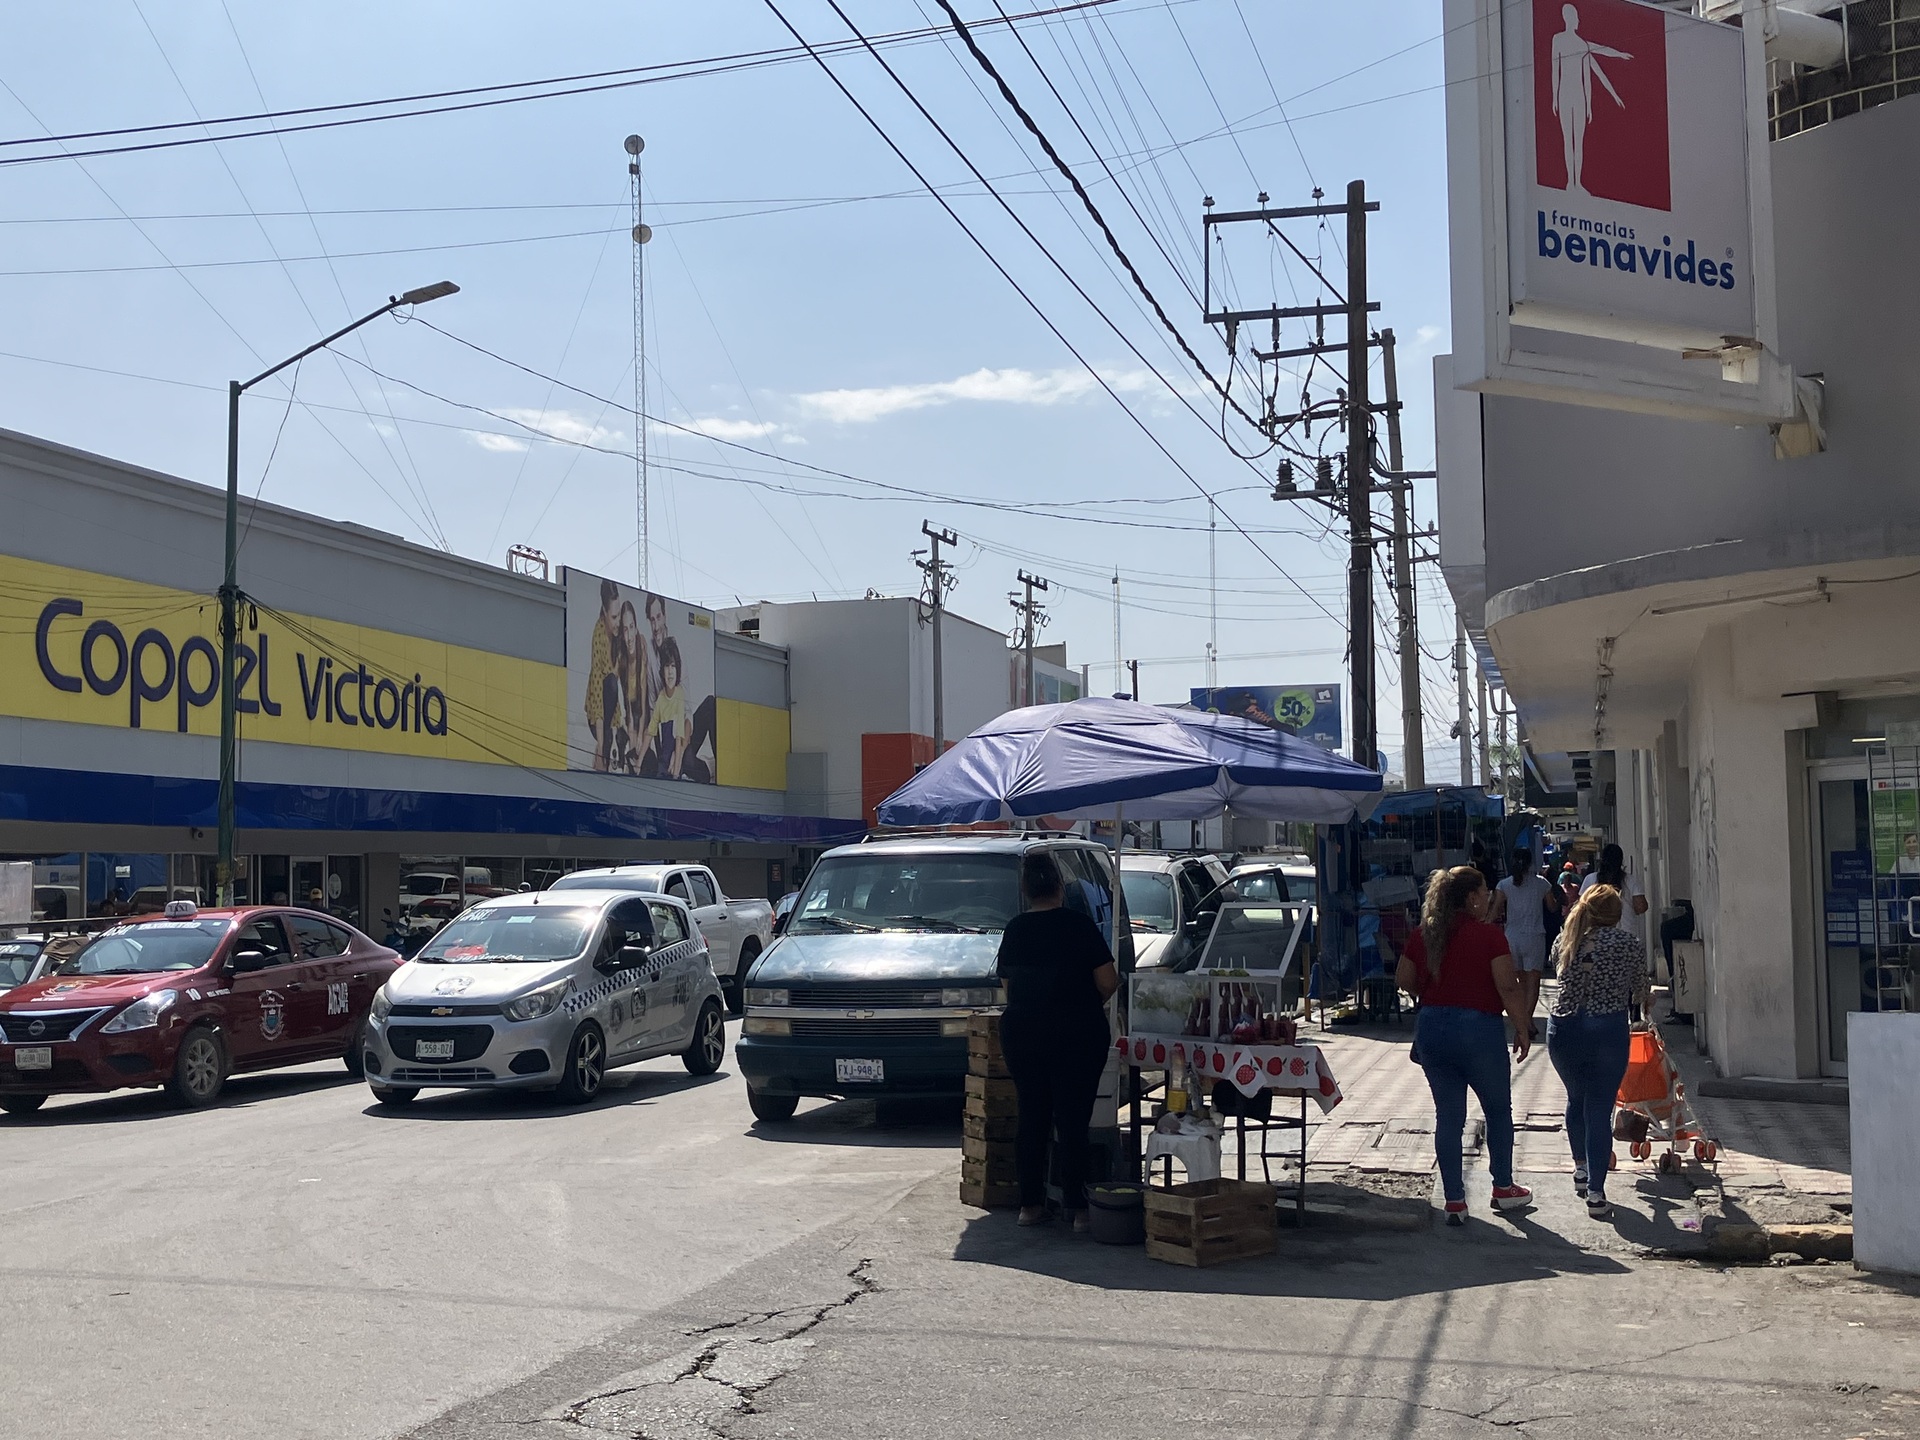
top-left (1475, 94), bottom-right (1920, 600)
top-left (1850, 1012), bottom-right (1920, 1276)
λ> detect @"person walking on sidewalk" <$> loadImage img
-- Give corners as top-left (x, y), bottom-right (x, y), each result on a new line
top-left (1396, 865), bottom-right (1537, 1225)
top-left (995, 850), bottom-right (1120, 1232)
top-left (1491, 848), bottom-right (1561, 1036)
top-left (1547, 884), bottom-right (1650, 1220)
top-left (1580, 844), bottom-right (1648, 929)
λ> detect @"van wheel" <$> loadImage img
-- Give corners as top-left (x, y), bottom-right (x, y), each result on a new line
top-left (371, 1085), bottom-right (418, 1107)
top-left (0, 1094), bottom-right (48, 1116)
top-left (556, 1023), bottom-right (606, 1105)
top-left (726, 943), bottom-right (760, 1015)
top-left (684, 1000), bottom-right (725, 1076)
top-left (166, 1025), bottom-right (228, 1108)
top-left (748, 1086), bottom-right (799, 1123)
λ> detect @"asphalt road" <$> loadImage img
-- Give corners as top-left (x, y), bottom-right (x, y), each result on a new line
top-left (0, 1022), bottom-right (958, 1440)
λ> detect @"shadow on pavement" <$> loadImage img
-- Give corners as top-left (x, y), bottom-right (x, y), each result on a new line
top-left (358, 1067), bottom-right (729, 1121)
top-left (4, 1067), bottom-right (357, 1126)
top-left (746, 1095), bottom-right (961, 1150)
top-left (951, 1202), bottom-right (1628, 1302)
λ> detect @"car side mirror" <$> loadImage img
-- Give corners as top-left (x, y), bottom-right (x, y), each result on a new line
top-left (230, 948), bottom-right (269, 974)
top-left (619, 942), bottom-right (653, 967)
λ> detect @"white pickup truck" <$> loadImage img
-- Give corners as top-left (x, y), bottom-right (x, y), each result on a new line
top-left (550, 864), bottom-right (774, 1012)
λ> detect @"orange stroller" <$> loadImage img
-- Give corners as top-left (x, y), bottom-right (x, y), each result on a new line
top-left (1613, 1024), bottom-right (1717, 1174)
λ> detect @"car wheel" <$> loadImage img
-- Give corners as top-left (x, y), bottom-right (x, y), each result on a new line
top-left (747, 1085), bottom-right (799, 1123)
top-left (165, 1025), bottom-right (228, 1108)
top-left (370, 1085), bottom-right (418, 1107)
top-left (0, 1094), bottom-right (48, 1116)
top-left (726, 943), bottom-right (760, 1016)
top-left (556, 1023), bottom-right (606, 1105)
top-left (684, 1000), bottom-right (726, 1076)
top-left (342, 1018), bottom-right (368, 1078)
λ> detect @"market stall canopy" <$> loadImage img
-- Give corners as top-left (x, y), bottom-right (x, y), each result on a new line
top-left (875, 697), bottom-right (1384, 827)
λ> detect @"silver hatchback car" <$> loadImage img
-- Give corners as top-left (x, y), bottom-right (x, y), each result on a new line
top-left (361, 888), bottom-right (726, 1106)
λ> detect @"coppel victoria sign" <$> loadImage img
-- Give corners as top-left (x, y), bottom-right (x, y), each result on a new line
top-left (5, 554), bottom-right (565, 768)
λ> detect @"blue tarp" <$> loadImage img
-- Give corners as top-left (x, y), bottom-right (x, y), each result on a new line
top-left (875, 697), bottom-right (1384, 828)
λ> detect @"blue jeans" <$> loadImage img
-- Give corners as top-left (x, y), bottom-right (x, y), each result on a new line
top-left (1547, 1010), bottom-right (1630, 1200)
top-left (1414, 1006), bottom-right (1515, 1202)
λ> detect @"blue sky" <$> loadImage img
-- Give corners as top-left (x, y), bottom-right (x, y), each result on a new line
top-left (0, 0), bottom-right (1466, 777)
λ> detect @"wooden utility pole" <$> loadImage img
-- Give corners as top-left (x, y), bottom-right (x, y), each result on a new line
top-left (1344, 180), bottom-right (1376, 773)
top-left (1380, 328), bottom-right (1423, 788)
top-left (918, 522), bottom-right (958, 753)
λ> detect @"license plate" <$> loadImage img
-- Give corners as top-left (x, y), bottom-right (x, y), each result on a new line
top-left (414, 1039), bottom-right (456, 1061)
top-left (13, 1047), bottom-right (52, 1071)
top-left (835, 1058), bottom-right (883, 1084)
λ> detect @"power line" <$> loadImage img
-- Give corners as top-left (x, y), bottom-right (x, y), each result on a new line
top-left (762, 0), bottom-right (1340, 630)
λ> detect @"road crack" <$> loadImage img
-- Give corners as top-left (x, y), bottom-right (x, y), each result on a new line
top-left (554, 1260), bottom-right (879, 1439)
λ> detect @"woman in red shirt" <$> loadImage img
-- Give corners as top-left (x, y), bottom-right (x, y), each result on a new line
top-left (1396, 865), bottom-right (1537, 1223)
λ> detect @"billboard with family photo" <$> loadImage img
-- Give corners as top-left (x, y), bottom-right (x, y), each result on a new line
top-left (563, 568), bottom-right (717, 783)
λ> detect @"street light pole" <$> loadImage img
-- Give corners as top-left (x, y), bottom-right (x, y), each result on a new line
top-left (215, 281), bottom-right (460, 904)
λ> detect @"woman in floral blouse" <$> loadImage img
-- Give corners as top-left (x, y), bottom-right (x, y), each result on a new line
top-left (1547, 885), bottom-right (1650, 1219)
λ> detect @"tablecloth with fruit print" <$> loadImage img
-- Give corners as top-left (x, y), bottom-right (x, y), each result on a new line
top-left (1116, 1032), bottom-right (1343, 1111)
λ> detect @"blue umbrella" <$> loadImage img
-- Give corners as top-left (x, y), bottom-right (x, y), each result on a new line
top-left (875, 696), bottom-right (1383, 828)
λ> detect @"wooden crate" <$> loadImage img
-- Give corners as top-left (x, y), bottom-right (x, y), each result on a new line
top-left (959, 1177), bottom-right (1022, 1209)
top-left (962, 1135), bottom-right (1017, 1173)
top-left (967, 1011), bottom-right (1010, 1078)
top-left (961, 1152), bottom-right (1018, 1186)
top-left (1143, 1179), bottom-right (1277, 1268)
top-left (963, 1111), bottom-right (1018, 1144)
top-left (964, 1073), bottom-right (1019, 1119)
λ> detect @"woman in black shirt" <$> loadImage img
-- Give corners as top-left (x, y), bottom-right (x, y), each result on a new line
top-left (995, 850), bottom-right (1121, 1229)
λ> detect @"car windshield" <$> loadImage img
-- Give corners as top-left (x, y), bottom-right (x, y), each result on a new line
top-left (1120, 872), bottom-right (1177, 933)
top-left (414, 906), bottom-right (594, 963)
top-left (66, 920), bottom-right (231, 975)
top-left (789, 853), bottom-right (1020, 934)
top-left (0, 940), bottom-right (44, 987)
top-left (403, 875), bottom-right (453, 896)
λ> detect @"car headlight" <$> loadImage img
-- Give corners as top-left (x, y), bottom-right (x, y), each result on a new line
top-left (742, 1016), bottom-right (791, 1036)
top-left (101, 989), bottom-right (178, 1034)
top-left (941, 986), bottom-right (1004, 1008)
top-left (370, 987), bottom-right (393, 1022)
top-left (503, 977), bottom-right (573, 1022)
top-left (744, 987), bottom-right (789, 1007)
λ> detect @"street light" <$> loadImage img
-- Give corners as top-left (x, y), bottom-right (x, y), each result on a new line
top-left (214, 281), bottom-right (460, 904)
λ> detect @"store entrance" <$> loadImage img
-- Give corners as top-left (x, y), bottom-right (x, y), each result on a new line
top-left (1811, 747), bottom-right (1920, 1072)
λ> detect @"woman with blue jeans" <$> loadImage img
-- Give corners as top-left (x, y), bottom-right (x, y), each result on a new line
top-left (1547, 885), bottom-right (1649, 1219)
top-left (1396, 866), bottom-right (1538, 1224)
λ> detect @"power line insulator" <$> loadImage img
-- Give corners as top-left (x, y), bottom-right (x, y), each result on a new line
top-left (1316, 456), bottom-right (1334, 491)
top-left (1272, 459), bottom-right (1296, 499)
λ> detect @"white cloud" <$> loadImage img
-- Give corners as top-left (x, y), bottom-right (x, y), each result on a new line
top-left (468, 430), bottom-right (528, 453)
top-left (496, 407), bottom-right (622, 448)
top-left (794, 365), bottom-right (1155, 424)
top-left (669, 416), bottom-right (782, 442)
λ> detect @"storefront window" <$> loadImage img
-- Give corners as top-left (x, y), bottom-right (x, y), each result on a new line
top-left (86, 853), bottom-right (169, 916)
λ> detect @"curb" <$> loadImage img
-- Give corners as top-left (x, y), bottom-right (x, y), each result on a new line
top-left (1704, 1221), bottom-right (1853, 1262)
top-left (1697, 1077), bottom-right (1850, 1107)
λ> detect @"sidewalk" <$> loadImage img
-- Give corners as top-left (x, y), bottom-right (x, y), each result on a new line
top-left (1298, 1005), bottom-right (1851, 1204)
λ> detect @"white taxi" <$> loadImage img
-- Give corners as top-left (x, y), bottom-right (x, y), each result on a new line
top-left (360, 888), bottom-right (726, 1106)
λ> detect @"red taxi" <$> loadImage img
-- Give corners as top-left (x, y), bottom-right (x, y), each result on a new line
top-left (0, 903), bottom-right (400, 1115)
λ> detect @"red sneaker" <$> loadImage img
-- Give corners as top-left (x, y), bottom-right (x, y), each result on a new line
top-left (1492, 1184), bottom-right (1534, 1212)
top-left (1443, 1199), bottom-right (1468, 1226)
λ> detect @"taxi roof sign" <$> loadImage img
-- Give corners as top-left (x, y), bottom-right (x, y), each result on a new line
top-left (163, 899), bottom-right (199, 919)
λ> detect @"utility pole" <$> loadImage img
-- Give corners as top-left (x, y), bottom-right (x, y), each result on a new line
top-left (1477, 667), bottom-right (1491, 789)
top-left (1011, 570), bottom-right (1048, 706)
top-left (1497, 691), bottom-right (1510, 805)
top-left (917, 522), bottom-right (958, 753)
top-left (1344, 180), bottom-right (1376, 773)
top-left (626, 135), bottom-right (653, 590)
top-left (1127, 659), bottom-right (1141, 703)
top-left (1111, 569), bottom-right (1122, 698)
top-left (1380, 328), bottom-right (1423, 789)
top-left (1454, 614), bottom-right (1473, 785)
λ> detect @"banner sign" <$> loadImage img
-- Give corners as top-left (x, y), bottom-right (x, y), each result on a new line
top-left (564, 569), bottom-right (718, 784)
top-left (7, 554), bottom-right (565, 768)
top-left (1190, 684), bottom-right (1342, 752)
top-left (1443, 0), bottom-right (1792, 422)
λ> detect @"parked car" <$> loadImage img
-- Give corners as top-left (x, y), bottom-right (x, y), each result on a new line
top-left (550, 864), bottom-right (773, 1013)
top-left (361, 888), bottom-right (726, 1107)
top-left (733, 836), bottom-right (1133, 1123)
top-left (0, 935), bottom-right (49, 995)
top-left (1118, 852), bottom-right (1231, 969)
top-left (0, 903), bottom-right (401, 1115)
